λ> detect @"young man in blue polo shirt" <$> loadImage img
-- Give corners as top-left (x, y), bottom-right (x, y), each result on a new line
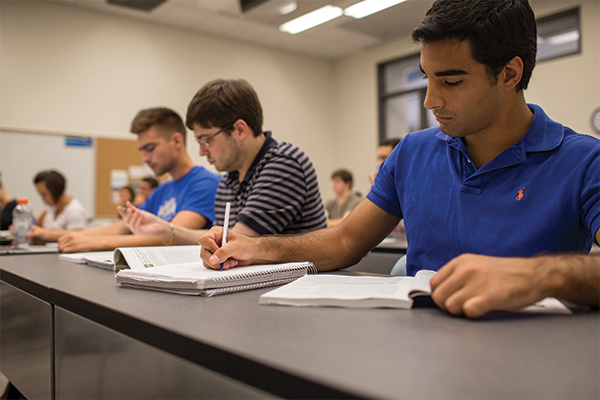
top-left (199, 0), bottom-right (599, 318)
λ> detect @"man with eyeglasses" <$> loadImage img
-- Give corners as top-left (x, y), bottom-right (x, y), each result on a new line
top-left (119, 79), bottom-right (327, 244)
top-left (58, 107), bottom-right (221, 253)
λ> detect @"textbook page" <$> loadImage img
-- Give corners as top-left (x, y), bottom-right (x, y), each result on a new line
top-left (59, 252), bottom-right (91, 264)
top-left (259, 275), bottom-right (417, 309)
top-left (83, 252), bottom-right (115, 270)
top-left (113, 245), bottom-right (202, 271)
top-left (60, 251), bottom-right (114, 266)
top-left (408, 269), bottom-right (435, 297)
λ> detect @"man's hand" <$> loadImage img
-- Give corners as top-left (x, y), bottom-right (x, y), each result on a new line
top-left (199, 227), bottom-right (260, 270)
top-left (118, 202), bottom-right (169, 240)
top-left (58, 232), bottom-right (97, 253)
top-left (429, 254), bottom-right (549, 319)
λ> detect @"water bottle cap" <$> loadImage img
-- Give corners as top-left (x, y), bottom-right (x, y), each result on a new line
top-left (16, 198), bottom-right (29, 205)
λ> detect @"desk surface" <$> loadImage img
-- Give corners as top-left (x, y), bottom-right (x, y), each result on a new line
top-left (1, 254), bottom-right (598, 399)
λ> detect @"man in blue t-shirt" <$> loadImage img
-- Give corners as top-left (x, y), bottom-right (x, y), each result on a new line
top-left (59, 108), bottom-right (220, 253)
top-left (197, 0), bottom-right (599, 318)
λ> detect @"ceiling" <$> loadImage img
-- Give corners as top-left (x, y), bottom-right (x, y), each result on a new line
top-left (50, 0), bottom-right (436, 60)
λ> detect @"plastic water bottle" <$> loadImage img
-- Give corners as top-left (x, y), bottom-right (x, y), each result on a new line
top-left (12, 198), bottom-right (33, 247)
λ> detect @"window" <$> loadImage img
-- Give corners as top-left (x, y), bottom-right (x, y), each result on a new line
top-left (378, 53), bottom-right (436, 142)
top-left (536, 8), bottom-right (580, 63)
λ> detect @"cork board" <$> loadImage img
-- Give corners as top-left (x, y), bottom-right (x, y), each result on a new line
top-left (95, 138), bottom-right (143, 217)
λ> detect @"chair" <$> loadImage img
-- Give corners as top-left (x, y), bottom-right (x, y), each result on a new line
top-left (389, 254), bottom-right (407, 276)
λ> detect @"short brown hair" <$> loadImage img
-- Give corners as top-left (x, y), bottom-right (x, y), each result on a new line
top-left (141, 177), bottom-right (159, 189)
top-left (34, 170), bottom-right (66, 202)
top-left (380, 138), bottom-right (400, 149)
top-left (186, 79), bottom-right (263, 137)
top-left (331, 169), bottom-right (353, 188)
top-left (130, 107), bottom-right (187, 147)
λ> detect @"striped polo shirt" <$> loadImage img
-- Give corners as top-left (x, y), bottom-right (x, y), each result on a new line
top-left (215, 131), bottom-right (327, 235)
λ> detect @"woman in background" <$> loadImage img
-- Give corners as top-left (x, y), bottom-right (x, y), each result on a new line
top-left (133, 176), bottom-right (159, 206)
top-left (28, 170), bottom-right (88, 243)
top-left (119, 186), bottom-right (135, 207)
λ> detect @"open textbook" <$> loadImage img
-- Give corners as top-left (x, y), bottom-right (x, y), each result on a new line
top-left (59, 246), bottom-right (205, 271)
top-left (259, 270), bottom-right (572, 314)
top-left (113, 245), bottom-right (205, 271)
top-left (59, 251), bottom-right (115, 270)
top-left (116, 261), bottom-right (317, 297)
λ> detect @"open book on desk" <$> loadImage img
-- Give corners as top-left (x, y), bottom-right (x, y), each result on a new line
top-left (259, 270), bottom-right (572, 314)
top-left (116, 261), bottom-right (317, 297)
top-left (59, 245), bottom-right (205, 271)
top-left (113, 245), bottom-right (204, 271)
top-left (59, 251), bottom-right (115, 270)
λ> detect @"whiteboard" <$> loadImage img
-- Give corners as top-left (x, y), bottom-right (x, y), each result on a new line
top-left (0, 131), bottom-right (96, 220)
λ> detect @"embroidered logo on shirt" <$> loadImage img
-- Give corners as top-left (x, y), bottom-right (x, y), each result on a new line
top-left (157, 197), bottom-right (177, 220)
top-left (516, 187), bottom-right (525, 201)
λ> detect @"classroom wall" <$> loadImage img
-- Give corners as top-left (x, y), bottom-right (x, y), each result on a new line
top-left (1, 0), bottom-right (598, 215)
top-left (0, 132), bottom-right (96, 219)
top-left (0, 0), bottom-right (338, 204)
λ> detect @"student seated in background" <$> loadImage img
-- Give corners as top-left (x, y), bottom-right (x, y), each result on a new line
top-left (368, 138), bottom-right (400, 185)
top-left (119, 186), bottom-right (135, 207)
top-left (324, 169), bottom-right (362, 227)
top-left (199, 0), bottom-right (600, 319)
top-left (116, 186), bottom-right (135, 219)
top-left (133, 177), bottom-right (158, 206)
top-left (27, 170), bottom-right (89, 243)
top-left (0, 171), bottom-right (17, 231)
top-left (58, 107), bottom-right (221, 252)
top-left (119, 78), bottom-right (327, 244)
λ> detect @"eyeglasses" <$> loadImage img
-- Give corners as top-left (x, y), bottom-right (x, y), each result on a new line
top-left (195, 123), bottom-right (234, 148)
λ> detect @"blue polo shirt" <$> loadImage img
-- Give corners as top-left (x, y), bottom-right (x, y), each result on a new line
top-left (367, 104), bottom-right (600, 276)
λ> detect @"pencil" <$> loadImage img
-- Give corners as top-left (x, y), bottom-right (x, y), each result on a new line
top-left (221, 202), bottom-right (231, 271)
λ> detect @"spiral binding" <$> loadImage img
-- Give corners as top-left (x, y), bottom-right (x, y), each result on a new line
top-left (208, 262), bottom-right (316, 288)
top-left (201, 277), bottom-right (302, 297)
top-left (117, 262), bottom-right (318, 295)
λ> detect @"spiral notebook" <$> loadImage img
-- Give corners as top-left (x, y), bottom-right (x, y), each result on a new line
top-left (116, 262), bottom-right (317, 297)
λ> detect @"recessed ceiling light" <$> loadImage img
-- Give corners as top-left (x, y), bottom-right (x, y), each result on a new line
top-left (344, 0), bottom-right (407, 19)
top-left (279, 5), bottom-right (343, 34)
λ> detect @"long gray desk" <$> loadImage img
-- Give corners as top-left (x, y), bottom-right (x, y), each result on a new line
top-left (1, 253), bottom-right (599, 399)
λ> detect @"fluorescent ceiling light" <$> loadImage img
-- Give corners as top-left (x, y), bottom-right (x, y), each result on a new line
top-left (547, 30), bottom-right (579, 45)
top-left (344, 0), bottom-right (407, 19)
top-left (279, 5), bottom-right (343, 34)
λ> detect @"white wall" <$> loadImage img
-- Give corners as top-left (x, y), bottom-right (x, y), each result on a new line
top-left (1, 0), bottom-right (598, 214)
top-left (0, 0), bottom-right (338, 204)
top-left (0, 132), bottom-right (95, 219)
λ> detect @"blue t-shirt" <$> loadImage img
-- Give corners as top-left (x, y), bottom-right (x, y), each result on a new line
top-left (367, 104), bottom-right (600, 276)
top-left (139, 166), bottom-right (221, 229)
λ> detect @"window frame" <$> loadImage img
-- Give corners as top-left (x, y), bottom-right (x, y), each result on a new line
top-left (536, 7), bottom-right (581, 63)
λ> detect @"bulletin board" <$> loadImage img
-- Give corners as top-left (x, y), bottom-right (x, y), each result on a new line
top-left (95, 138), bottom-right (146, 217)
